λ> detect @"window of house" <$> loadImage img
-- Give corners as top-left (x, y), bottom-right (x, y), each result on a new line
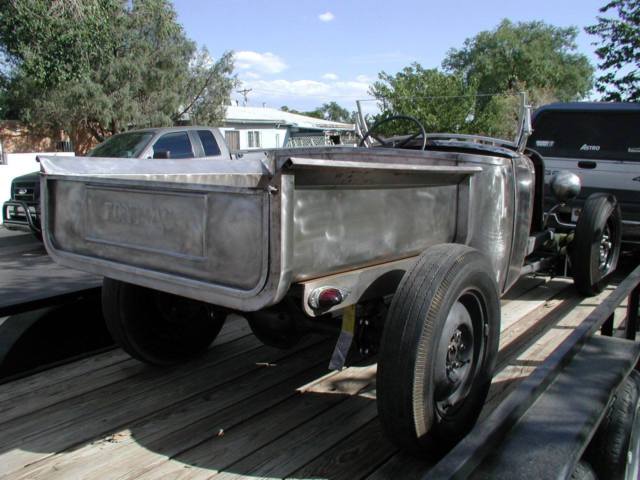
top-left (248, 131), bottom-right (261, 148)
top-left (197, 130), bottom-right (221, 156)
top-left (152, 132), bottom-right (194, 159)
top-left (225, 130), bottom-right (240, 151)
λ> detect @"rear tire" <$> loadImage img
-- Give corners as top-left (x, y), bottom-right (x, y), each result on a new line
top-left (377, 244), bottom-right (500, 455)
top-left (245, 299), bottom-right (305, 349)
top-left (585, 371), bottom-right (640, 480)
top-left (102, 278), bottom-right (225, 366)
top-left (570, 193), bottom-right (621, 296)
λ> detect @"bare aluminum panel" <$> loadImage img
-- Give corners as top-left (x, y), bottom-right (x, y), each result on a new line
top-left (292, 185), bottom-right (458, 281)
top-left (48, 179), bottom-right (268, 291)
top-left (85, 186), bottom-right (207, 259)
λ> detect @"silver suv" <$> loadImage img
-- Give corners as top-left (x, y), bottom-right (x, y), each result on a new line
top-left (528, 102), bottom-right (640, 244)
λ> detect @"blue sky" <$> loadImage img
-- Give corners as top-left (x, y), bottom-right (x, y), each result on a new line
top-left (173, 0), bottom-right (606, 111)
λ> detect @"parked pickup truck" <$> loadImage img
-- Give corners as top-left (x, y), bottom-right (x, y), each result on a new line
top-left (527, 102), bottom-right (640, 245)
top-left (38, 112), bottom-right (622, 458)
top-left (2, 126), bottom-right (230, 238)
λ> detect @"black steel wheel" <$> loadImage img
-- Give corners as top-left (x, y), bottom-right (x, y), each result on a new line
top-left (102, 278), bottom-right (225, 366)
top-left (570, 193), bottom-right (622, 296)
top-left (586, 371), bottom-right (640, 480)
top-left (377, 244), bottom-right (500, 455)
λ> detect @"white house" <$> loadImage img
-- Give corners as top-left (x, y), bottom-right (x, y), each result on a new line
top-left (219, 106), bottom-right (355, 151)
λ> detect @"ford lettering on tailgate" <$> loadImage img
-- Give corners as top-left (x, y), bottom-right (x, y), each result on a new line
top-left (85, 186), bottom-right (207, 259)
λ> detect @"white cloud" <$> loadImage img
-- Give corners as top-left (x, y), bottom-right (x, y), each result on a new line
top-left (235, 76), bottom-right (381, 115)
top-left (234, 51), bottom-right (287, 75)
top-left (355, 74), bottom-right (373, 83)
top-left (322, 73), bottom-right (339, 80)
top-left (242, 71), bottom-right (262, 80)
top-left (240, 77), bottom-right (371, 105)
top-left (318, 11), bottom-right (335, 22)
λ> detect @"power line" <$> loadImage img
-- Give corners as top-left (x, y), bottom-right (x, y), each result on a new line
top-left (236, 88), bottom-right (253, 105)
top-left (356, 92), bottom-right (521, 102)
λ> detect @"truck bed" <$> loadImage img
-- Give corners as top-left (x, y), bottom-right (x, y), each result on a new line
top-left (39, 145), bottom-right (530, 312)
top-left (0, 272), bottom-right (629, 480)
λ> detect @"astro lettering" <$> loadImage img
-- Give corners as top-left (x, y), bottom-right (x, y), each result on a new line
top-left (579, 144), bottom-right (601, 151)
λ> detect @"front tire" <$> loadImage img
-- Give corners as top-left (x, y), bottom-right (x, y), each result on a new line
top-left (570, 193), bottom-right (622, 296)
top-left (102, 278), bottom-right (225, 366)
top-left (377, 244), bottom-right (500, 455)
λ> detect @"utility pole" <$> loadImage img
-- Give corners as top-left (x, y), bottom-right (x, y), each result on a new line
top-left (236, 88), bottom-right (252, 106)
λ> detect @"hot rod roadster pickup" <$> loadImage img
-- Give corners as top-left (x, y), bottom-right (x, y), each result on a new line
top-left (37, 112), bottom-right (621, 456)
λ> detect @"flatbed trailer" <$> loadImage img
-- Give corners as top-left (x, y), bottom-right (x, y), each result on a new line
top-left (0, 266), bottom-right (637, 480)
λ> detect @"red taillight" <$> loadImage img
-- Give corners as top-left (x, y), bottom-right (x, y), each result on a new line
top-left (309, 287), bottom-right (346, 310)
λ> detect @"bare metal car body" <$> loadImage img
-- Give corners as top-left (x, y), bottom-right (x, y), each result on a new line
top-left (39, 143), bottom-right (535, 314)
top-left (37, 107), bottom-right (622, 456)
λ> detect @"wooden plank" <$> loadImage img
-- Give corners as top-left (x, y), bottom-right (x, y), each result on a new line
top-left (290, 419), bottom-right (397, 480)
top-left (500, 275), bottom-right (546, 304)
top-left (0, 317), bottom-right (253, 425)
top-left (482, 285), bottom-right (616, 417)
top-left (9, 341), bottom-right (336, 480)
top-left (366, 451), bottom-right (435, 480)
top-left (497, 289), bottom-right (585, 367)
top-left (0, 348), bottom-right (128, 402)
top-left (132, 360), bottom-right (375, 479)
top-left (0, 335), bottom-right (292, 476)
top-left (3, 273), bottom-right (621, 480)
top-left (132, 362), bottom-right (378, 480)
top-left (208, 393), bottom-right (379, 480)
top-left (499, 277), bottom-right (572, 332)
top-left (299, 363), bottom-right (377, 397)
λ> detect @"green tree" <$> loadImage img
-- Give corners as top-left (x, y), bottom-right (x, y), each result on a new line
top-left (368, 20), bottom-right (594, 139)
top-left (280, 105), bottom-right (301, 114)
top-left (0, 0), bottom-right (236, 147)
top-left (308, 102), bottom-right (354, 123)
top-left (585, 0), bottom-right (639, 102)
top-left (444, 19), bottom-right (594, 102)
top-left (369, 63), bottom-right (478, 134)
top-left (281, 102), bottom-right (354, 123)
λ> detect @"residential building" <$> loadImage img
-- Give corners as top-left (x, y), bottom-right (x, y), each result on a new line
top-left (219, 106), bottom-right (355, 151)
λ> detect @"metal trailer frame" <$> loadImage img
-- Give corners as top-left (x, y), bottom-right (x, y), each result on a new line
top-left (426, 264), bottom-right (640, 479)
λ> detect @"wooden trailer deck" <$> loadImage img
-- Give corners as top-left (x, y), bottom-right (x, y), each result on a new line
top-left (0, 273), bottom-right (633, 480)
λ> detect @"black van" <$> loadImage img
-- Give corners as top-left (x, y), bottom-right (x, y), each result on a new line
top-left (528, 102), bottom-right (640, 244)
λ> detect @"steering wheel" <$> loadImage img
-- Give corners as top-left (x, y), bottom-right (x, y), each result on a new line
top-left (359, 115), bottom-right (427, 150)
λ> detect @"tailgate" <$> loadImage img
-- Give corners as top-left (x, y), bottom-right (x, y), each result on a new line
top-left (39, 155), bottom-right (278, 309)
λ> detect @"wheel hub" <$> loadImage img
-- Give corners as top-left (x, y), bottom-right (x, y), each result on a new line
top-left (446, 329), bottom-right (469, 380)
top-left (434, 298), bottom-right (477, 413)
top-left (599, 224), bottom-right (613, 271)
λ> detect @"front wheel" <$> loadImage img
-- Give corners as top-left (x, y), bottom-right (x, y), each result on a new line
top-left (570, 193), bottom-right (622, 296)
top-left (377, 244), bottom-right (500, 455)
top-left (102, 278), bottom-right (226, 366)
